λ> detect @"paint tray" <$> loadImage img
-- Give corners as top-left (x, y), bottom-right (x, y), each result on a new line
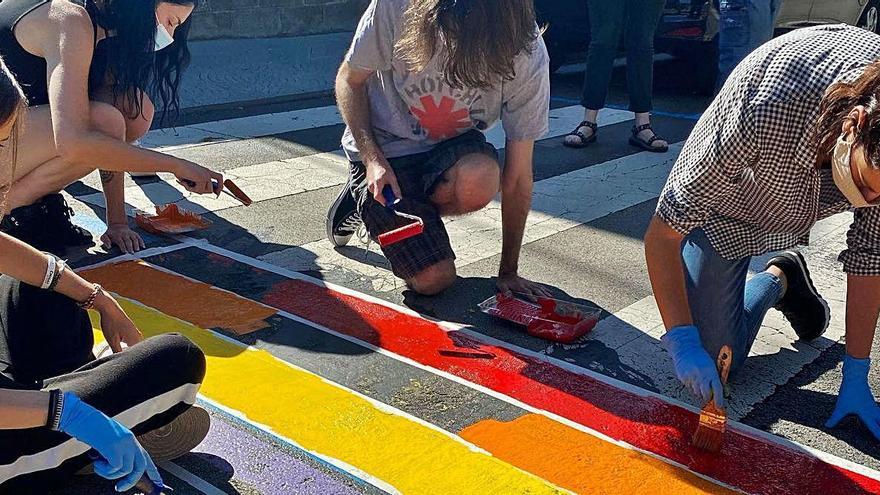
top-left (135, 204), bottom-right (212, 234)
top-left (478, 294), bottom-right (600, 344)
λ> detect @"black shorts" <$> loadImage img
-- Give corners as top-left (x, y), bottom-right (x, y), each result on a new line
top-left (349, 130), bottom-right (499, 279)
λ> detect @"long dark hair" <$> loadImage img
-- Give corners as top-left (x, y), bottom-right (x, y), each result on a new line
top-left (395, 0), bottom-right (539, 89)
top-left (0, 57), bottom-right (26, 213)
top-left (816, 61), bottom-right (880, 168)
top-left (88, 0), bottom-right (196, 124)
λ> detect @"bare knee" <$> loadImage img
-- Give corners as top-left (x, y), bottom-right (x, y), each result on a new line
top-left (433, 153), bottom-right (501, 215)
top-left (88, 101), bottom-right (127, 142)
top-left (124, 94), bottom-right (154, 142)
top-left (406, 260), bottom-right (456, 295)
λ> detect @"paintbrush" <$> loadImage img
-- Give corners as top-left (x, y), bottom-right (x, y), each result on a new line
top-left (692, 345), bottom-right (732, 453)
top-left (135, 476), bottom-right (172, 495)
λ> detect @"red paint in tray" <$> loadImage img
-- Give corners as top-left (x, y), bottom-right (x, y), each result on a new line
top-left (479, 294), bottom-right (600, 344)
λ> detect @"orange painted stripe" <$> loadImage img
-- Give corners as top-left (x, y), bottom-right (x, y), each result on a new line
top-left (83, 260), bottom-right (275, 335)
top-left (461, 414), bottom-right (737, 495)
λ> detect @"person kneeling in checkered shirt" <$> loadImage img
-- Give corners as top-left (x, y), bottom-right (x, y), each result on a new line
top-left (644, 24), bottom-right (880, 440)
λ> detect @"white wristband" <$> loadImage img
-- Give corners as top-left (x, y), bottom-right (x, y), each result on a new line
top-left (41, 255), bottom-right (56, 290)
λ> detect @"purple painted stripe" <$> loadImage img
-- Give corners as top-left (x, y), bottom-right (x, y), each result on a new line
top-left (192, 415), bottom-right (367, 495)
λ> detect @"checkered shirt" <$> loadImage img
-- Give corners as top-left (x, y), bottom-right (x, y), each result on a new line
top-left (657, 24), bottom-right (880, 276)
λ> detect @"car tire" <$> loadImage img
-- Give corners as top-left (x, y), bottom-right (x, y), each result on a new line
top-left (859, 0), bottom-right (880, 34)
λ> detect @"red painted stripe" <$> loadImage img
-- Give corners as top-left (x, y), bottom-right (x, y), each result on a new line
top-left (261, 279), bottom-right (880, 495)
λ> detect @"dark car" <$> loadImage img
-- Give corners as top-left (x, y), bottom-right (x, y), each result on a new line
top-left (537, 0), bottom-right (719, 90)
top-left (538, 0), bottom-right (880, 92)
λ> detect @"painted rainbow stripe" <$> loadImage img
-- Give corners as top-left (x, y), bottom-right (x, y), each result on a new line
top-left (90, 299), bottom-right (569, 495)
top-left (84, 261), bottom-right (743, 494)
top-left (81, 254), bottom-right (880, 495)
top-left (256, 277), bottom-right (880, 495)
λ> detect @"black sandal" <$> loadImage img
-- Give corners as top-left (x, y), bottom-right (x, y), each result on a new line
top-left (563, 120), bottom-right (598, 148)
top-left (629, 123), bottom-right (668, 153)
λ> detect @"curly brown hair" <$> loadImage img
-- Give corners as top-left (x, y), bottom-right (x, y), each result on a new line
top-left (394, 0), bottom-right (539, 89)
top-left (816, 61), bottom-right (880, 168)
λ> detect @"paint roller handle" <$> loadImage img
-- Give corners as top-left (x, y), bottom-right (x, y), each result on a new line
top-left (382, 185), bottom-right (400, 209)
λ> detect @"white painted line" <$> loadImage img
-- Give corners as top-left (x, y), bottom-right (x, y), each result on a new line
top-left (79, 105), bottom-right (635, 215)
top-left (141, 105), bottom-right (344, 152)
top-left (73, 238), bottom-right (206, 273)
top-left (159, 461), bottom-right (227, 495)
top-left (188, 241), bottom-right (880, 484)
top-left (143, 102), bottom-right (625, 153)
top-left (197, 397), bottom-right (403, 495)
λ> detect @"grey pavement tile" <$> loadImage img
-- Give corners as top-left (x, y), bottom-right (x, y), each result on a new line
top-left (188, 186), bottom-right (341, 258)
top-left (744, 342), bottom-right (880, 472)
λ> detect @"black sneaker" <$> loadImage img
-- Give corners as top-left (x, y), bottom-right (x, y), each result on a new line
top-left (41, 193), bottom-right (94, 253)
top-left (327, 179), bottom-right (361, 247)
top-left (766, 250), bottom-right (830, 341)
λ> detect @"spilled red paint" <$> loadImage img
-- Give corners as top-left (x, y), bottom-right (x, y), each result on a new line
top-left (262, 279), bottom-right (880, 495)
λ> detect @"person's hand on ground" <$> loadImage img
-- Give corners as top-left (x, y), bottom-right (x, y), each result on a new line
top-left (94, 289), bottom-right (143, 352)
top-left (496, 272), bottom-right (552, 301)
top-left (365, 157), bottom-right (401, 206)
top-left (661, 325), bottom-right (725, 408)
top-left (100, 224), bottom-right (145, 254)
top-left (174, 160), bottom-right (224, 196)
top-left (826, 355), bottom-right (880, 440)
top-left (58, 392), bottom-right (164, 492)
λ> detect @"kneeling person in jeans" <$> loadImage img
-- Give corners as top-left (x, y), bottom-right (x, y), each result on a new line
top-left (328, 0), bottom-right (551, 297)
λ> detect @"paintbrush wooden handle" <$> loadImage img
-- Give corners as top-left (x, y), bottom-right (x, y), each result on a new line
top-left (717, 345), bottom-right (732, 386)
top-left (223, 179), bottom-right (253, 206)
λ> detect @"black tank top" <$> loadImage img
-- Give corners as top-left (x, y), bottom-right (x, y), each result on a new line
top-left (0, 0), bottom-right (105, 106)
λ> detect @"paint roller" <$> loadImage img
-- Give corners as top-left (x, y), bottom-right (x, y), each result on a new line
top-left (377, 185), bottom-right (424, 247)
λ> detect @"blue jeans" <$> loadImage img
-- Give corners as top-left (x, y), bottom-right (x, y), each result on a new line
top-left (681, 230), bottom-right (784, 375)
top-left (717, 0), bottom-right (782, 89)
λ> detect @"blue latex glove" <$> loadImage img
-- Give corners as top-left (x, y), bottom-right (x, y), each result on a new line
top-left (661, 325), bottom-right (725, 408)
top-left (58, 392), bottom-right (164, 492)
top-left (825, 355), bottom-right (880, 440)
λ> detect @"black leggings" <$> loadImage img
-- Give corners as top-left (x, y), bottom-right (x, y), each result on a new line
top-left (0, 276), bottom-right (206, 493)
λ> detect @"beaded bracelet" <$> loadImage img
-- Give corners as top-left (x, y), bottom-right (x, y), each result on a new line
top-left (77, 284), bottom-right (102, 310)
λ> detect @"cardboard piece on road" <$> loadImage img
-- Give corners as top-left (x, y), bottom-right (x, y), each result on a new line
top-left (135, 204), bottom-right (212, 234)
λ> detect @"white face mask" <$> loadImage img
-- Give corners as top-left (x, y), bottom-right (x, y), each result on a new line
top-left (831, 131), bottom-right (873, 208)
top-left (154, 23), bottom-right (174, 51)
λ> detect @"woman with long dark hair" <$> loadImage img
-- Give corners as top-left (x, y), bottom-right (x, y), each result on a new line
top-left (0, 58), bottom-right (207, 493)
top-left (645, 25), bottom-right (880, 440)
top-left (0, 0), bottom-right (223, 255)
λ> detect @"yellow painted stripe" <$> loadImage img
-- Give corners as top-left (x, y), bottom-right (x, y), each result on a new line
top-left (461, 414), bottom-right (738, 495)
top-left (92, 299), bottom-right (568, 495)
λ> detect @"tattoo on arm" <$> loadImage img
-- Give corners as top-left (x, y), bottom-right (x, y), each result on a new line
top-left (100, 170), bottom-right (116, 184)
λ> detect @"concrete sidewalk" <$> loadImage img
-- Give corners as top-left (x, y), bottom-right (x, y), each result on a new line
top-left (177, 32), bottom-right (351, 111)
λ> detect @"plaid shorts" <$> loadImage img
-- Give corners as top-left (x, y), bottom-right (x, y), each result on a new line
top-left (349, 130), bottom-right (499, 279)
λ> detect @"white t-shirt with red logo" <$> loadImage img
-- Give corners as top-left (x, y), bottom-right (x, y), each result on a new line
top-left (341, 0), bottom-right (551, 162)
